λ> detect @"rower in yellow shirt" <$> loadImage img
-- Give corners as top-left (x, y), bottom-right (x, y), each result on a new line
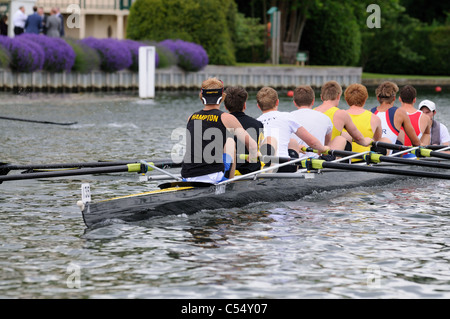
top-left (342, 83), bottom-right (390, 155)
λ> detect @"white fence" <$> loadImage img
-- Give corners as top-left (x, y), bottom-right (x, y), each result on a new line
top-left (0, 65), bottom-right (362, 92)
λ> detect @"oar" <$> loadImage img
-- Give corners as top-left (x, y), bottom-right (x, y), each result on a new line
top-left (303, 147), bottom-right (450, 170)
top-left (220, 149), bottom-right (371, 185)
top-left (0, 159), bottom-right (181, 176)
top-left (299, 158), bottom-right (450, 181)
top-left (0, 115), bottom-right (78, 126)
top-left (140, 160), bottom-right (182, 181)
top-left (0, 163), bottom-right (147, 183)
top-left (372, 141), bottom-right (450, 160)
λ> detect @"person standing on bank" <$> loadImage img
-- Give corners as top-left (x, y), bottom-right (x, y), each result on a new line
top-left (181, 78), bottom-right (259, 184)
top-left (45, 8), bottom-right (61, 37)
top-left (224, 86), bottom-right (264, 175)
top-left (419, 99), bottom-right (450, 147)
top-left (25, 6), bottom-right (43, 34)
top-left (13, 6), bottom-right (27, 35)
top-left (55, 7), bottom-right (64, 37)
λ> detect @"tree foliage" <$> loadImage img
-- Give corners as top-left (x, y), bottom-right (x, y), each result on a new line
top-left (300, 1), bottom-right (361, 66)
top-left (127, 0), bottom-right (237, 66)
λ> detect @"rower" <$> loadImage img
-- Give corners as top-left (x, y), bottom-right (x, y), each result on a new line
top-left (256, 86), bottom-right (329, 172)
top-left (181, 78), bottom-right (258, 183)
top-left (343, 83), bottom-right (385, 155)
top-left (224, 86), bottom-right (264, 174)
top-left (370, 81), bottom-right (421, 148)
top-left (314, 81), bottom-right (373, 151)
top-left (397, 85), bottom-right (431, 146)
top-left (289, 85), bottom-right (335, 160)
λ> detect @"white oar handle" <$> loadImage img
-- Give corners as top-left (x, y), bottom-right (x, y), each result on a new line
top-left (140, 160), bottom-right (182, 181)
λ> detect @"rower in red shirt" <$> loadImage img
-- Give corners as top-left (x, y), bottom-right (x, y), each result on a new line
top-left (397, 85), bottom-right (431, 146)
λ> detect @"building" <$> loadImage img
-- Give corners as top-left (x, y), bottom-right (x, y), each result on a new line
top-left (0, 0), bottom-right (132, 39)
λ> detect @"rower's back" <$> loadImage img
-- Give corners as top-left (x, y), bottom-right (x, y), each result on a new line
top-left (224, 86), bottom-right (263, 174)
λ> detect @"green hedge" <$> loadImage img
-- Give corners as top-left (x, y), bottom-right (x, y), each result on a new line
top-left (127, 0), bottom-right (236, 66)
top-left (300, 2), bottom-right (361, 66)
top-left (409, 26), bottom-right (450, 76)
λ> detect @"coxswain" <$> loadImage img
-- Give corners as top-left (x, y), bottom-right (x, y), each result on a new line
top-left (419, 99), bottom-right (450, 147)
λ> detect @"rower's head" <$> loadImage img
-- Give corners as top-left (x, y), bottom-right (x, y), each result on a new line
top-left (419, 99), bottom-right (436, 119)
top-left (344, 83), bottom-right (368, 107)
top-left (200, 77), bottom-right (225, 106)
top-left (256, 87), bottom-right (279, 112)
top-left (293, 85), bottom-right (315, 108)
top-left (320, 81), bottom-right (342, 102)
top-left (224, 86), bottom-right (248, 113)
top-left (399, 85), bottom-right (417, 105)
top-left (376, 81), bottom-right (398, 104)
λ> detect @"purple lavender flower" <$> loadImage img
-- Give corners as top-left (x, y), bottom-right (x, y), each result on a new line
top-left (80, 37), bottom-right (132, 72)
top-left (159, 39), bottom-right (208, 72)
top-left (122, 39), bottom-right (159, 71)
top-left (17, 34), bottom-right (75, 72)
top-left (0, 35), bottom-right (44, 72)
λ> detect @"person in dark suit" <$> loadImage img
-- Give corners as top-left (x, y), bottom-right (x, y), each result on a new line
top-left (25, 6), bottom-right (43, 34)
top-left (56, 7), bottom-right (64, 37)
top-left (0, 15), bottom-right (8, 36)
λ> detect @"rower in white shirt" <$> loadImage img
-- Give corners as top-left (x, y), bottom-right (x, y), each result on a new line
top-left (289, 85), bottom-right (341, 159)
top-left (256, 86), bottom-right (329, 172)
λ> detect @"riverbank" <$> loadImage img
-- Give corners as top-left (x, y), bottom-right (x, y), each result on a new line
top-left (362, 72), bottom-right (450, 88)
top-left (1, 65), bottom-right (448, 93)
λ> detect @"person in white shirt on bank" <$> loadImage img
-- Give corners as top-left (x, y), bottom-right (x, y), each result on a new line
top-left (13, 6), bottom-right (27, 35)
top-left (256, 86), bottom-right (329, 172)
top-left (419, 99), bottom-right (450, 147)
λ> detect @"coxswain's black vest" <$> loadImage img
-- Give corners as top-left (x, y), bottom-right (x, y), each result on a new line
top-left (431, 119), bottom-right (441, 145)
top-left (181, 109), bottom-right (228, 178)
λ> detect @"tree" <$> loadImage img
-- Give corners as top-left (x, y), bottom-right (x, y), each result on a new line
top-left (126, 0), bottom-right (237, 66)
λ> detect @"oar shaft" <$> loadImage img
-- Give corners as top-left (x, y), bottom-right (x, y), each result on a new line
top-left (372, 141), bottom-right (450, 160)
top-left (325, 149), bottom-right (450, 169)
top-left (305, 159), bottom-right (450, 180)
top-left (1, 159), bottom-right (181, 172)
top-left (0, 115), bottom-right (77, 126)
top-left (0, 164), bottom-right (145, 182)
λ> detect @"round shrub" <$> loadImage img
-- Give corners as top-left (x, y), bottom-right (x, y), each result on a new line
top-left (0, 35), bottom-right (44, 72)
top-left (159, 39), bottom-right (208, 71)
top-left (0, 42), bottom-right (11, 69)
top-left (18, 34), bottom-right (75, 72)
top-left (80, 37), bottom-right (132, 72)
top-left (65, 38), bottom-right (101, 73)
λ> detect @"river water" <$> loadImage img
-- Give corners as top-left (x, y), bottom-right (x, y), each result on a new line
top-left (1, 88), bottom-right (449, 300)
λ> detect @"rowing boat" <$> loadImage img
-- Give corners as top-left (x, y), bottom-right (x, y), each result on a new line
top-left (2, 143), bottom-right (449, 228)
top-left (78, 158), bottom-right (447, 228)
top-left (75, 143), bottom-right (450, 228)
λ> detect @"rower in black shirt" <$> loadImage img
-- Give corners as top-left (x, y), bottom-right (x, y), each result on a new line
top-left (181, 78), bottom-right (258, 184)
top-left (224, 86), bottom-right (264, 174)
